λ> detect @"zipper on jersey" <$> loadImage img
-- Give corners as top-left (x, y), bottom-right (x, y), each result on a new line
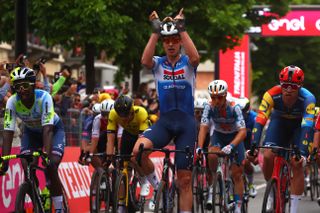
top-left (172, 63), bottom-right (178, 109)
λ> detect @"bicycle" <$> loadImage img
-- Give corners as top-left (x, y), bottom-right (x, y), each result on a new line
top-left (112, 154), bottom-right (145, 213)
top-left (251, 145), bottom-right (301, 213)
top-left (192, 148), bottom-right (209, 213)
top-left (205, 151), bottom-right (237, 213)
top-left (0, 151), bottom-right (69, 213)
top-left (137, 144), bottom-right (192, 213)
top-left (86, 153), bottom-right (115, 213)
top-left (308, 149), bottom-right (320, 201)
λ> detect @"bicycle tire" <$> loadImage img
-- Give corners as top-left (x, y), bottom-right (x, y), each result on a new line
top-left (242, 175), bottom-right (249, 213)
top-left (113, 172), bottom-right (128, 213)
top-left (280, 164), bottom-right (290, 213)
top-left (90, 169), bottom-right (102, 213)
top-left (310, 162), bottom-right (319, 201)
top-left (15, 182), bottom-right (40, 213)
top-left (129, 174), bottom-right (144, 212)
top-left (154, 180), bottom-right (166, 213)
top-left (211, 172), bottom-right (223, 213)
top-left (262, 179), bottom-right (277, 213)
top-left (169, 180), bottom-right (179, 213)
top-left (225, 178), bottom-right (235, 212)
top-left (192, 166), bottom-right (206, 213)
top-left (97, 171), bottom-right (111, 212)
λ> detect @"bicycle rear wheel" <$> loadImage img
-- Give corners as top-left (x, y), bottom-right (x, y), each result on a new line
top-left (310, 162), bottom-right (319, 201)
top-left (192, 166), bottom-right (206, 213)
top-left (15, 182), bottom-right (40, 213)
top-left (262, 179), bottom-right (277, 213)
top-left (154, 180), bottom-right (166, 212)
top-left (113, 172), bottom-right (128, 213)
top-left (211, 172), bottom-right (223, 213)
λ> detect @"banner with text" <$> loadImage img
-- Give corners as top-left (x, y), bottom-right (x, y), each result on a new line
top-left (262, 10), bottom-right (320, 36)
top-left (218, 34), bottom-right (249, 98)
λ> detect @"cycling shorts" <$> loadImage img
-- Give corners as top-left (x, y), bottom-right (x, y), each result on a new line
top-left (263, 117), bottom-right (306, 148)
top-left (211, 131), bottom-right (245, 165)
top-left (97, 131), bottom-right (108, 153)
top-left (120, 130), bottom-right (138, 155)
top-left (143, 110), bottom-right (196, 170)
top-left (21, 119), bottom-right (65, 157)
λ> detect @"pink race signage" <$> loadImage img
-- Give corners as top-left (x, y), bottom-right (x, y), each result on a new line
top-left (262, 10), bottom-right (320, 36)
top-left (218, 35), bottom-right (250, 98)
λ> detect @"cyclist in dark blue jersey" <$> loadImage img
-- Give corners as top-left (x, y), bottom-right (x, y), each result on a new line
top-left (249, 65), bottom-right (316, 213)
top-left (133, 9), bottom-right (199, 212)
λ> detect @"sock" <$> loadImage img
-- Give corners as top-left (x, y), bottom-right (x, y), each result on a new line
top-left (52, 196), bottom-right (63, 210)
top-left (179, 211), bottom-right (192, 213)
top-left (140, 176), bottom-right (148, 185)
top-left (290, 195), bottom-right (301, 213)
top-left (247, 174), bottom-right (254, 185)
top-left (146, 171), bottom-right (159, 189)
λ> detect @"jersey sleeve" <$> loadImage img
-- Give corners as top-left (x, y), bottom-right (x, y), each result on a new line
top-left (234, 104), bottom-right (246, 130)
top-left (301, 95), bottom-right (316, 128)
top-left (41, 92), bottom-right (55, 126)
top-left (107, 109), bottom-right (118, 133)
top-left (91, 115), bottom-right (101, 138)
top-left (3, 96), bottom-right (17, 131)
top-left (151, 56), bottom-right (161, 74)
top-left (51, 76), bottom-right (66, 96)
top-left (139, 108), bottom-right (150, 132)
top-left (255, 91), bottom-right (274, 126)
top-left (200, 103), bottom-right (211, 126)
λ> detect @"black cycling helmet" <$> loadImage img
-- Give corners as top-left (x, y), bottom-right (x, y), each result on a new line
top-left (114, 95), bottom-right (134, 117)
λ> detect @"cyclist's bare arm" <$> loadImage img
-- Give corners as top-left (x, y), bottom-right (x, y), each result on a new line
top-left (43, 125), bottom-right (54, 154)
top-left (230, 128), bottom-right (246, 147)
top-left (198, 124), bottom-right (209, 148)
top-left (106, 132), bottom-right (116, 155)
top-left (2, 130), bottom-right (14, 156)
top-left (179, 32), bottom-right (199, 67)
top-left (141, 34), bottom-right (159, 69)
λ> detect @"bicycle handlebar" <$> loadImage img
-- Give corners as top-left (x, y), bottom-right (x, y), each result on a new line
top-left (253, 145), bottom-right (301, 161)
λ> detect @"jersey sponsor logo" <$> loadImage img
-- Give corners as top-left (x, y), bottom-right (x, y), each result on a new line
top-left (163, 69), bottom-right (185, 80)
top-left (259, 99), bottom-right (269, 112)
top-left (306, 103), bottom-right (315, 115)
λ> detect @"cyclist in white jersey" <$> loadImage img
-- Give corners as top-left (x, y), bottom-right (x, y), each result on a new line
top-left (133, 9), bottom-right (199, 212)
top-left (0, 67), bottom-right (66, 213)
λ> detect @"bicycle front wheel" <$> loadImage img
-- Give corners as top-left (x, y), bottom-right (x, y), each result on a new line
top-left (113, 172), bottom-right (128, 213)
top-left (210, 172), bottom-right (223, 213)
top-left (262, 179), bottom-right (277, 213)
top-left (15, 182), bottom-right (40, 213)
top-left (310, 162), bottom-right (319, 201)
top-left (192, 166), bottom-right (206, 213)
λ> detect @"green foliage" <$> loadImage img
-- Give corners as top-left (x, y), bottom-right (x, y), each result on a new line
top-left (251, 36), bottom-right (320, 104)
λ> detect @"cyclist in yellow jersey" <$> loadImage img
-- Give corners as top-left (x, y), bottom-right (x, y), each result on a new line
top-left (106, 95), bottom-right (151, 206)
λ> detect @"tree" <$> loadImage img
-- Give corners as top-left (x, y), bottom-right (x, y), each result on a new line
top-left (0, 0), bottom-right (290, 92)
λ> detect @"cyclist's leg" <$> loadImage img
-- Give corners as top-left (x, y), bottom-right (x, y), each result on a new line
top-left (290, 125), bottom-right (307, 213)
top-left (231, 142), bottom-right (245, 212)
top-left (243, 136), bottom-right (256, 196)
top-left (90, 131), bottom-right (108, 169)
top-left (262, 118), bottom-right (287, 180)
top-left (47, 120), bottom-right (65, 211)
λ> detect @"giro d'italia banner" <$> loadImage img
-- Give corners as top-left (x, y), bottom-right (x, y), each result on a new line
top-left (219, 34), bottom-right (250, 98)
top-left (0, 146), bottom-right (168, 212)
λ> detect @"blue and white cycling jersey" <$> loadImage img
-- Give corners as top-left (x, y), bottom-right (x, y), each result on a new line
top-left (152, 55), bottom-right (197, 116)
top-left (4, 89), bottom-right (60, 133)
top-left (201, 101), bottom-right (246, 134)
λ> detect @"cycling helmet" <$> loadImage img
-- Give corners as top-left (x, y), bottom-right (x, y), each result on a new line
top-left (101, 99), bottom-right (115, 112)
top-left (114, 95), bottom-right (134, 117)
top-left (160, 19), bottom-right (178, 36)
top-left (10, 67), bottom-right (36, 83)
top-left (194, 98), bottom-right (208, 109)
top-left (92, 103), bottom-right (101, 114)
top-left (279, 65), bottom-right (304, 84)
top-left (208, 80), bottom-right (228, 96)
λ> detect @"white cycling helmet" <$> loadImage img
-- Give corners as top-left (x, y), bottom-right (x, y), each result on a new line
top-left (194, 98), bottom-right (208, 109)
top-left (92, 103), bottom-right (101, 114)
top-left (160, 21), bottom-right (179, 36)
top-left (101, 99), bottom-right (115, 112)
top-left (208, 80), bottom-right (228, 96)
top-left (236, 97), bottom-right (250, 113)
top-left (10, 67), bottom-right (36, 83)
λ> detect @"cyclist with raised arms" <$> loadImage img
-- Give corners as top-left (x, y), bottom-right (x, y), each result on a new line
top-left (132, 8), bottom-right (199, 212)
top-left (0, 67), bottom-right (66, 212)
top-left (249, 65), bottom-right (316, 213)
top-left (198, 80), bottom-right (246, 213)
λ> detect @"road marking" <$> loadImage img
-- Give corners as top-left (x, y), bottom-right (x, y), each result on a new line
top-left (256, 183), bottom-right (267, 190)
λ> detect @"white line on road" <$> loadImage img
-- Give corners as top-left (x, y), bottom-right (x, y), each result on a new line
top-left (256, 183), bottom-right (267, 190)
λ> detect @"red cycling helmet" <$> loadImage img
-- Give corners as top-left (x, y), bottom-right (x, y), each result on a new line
top-left (279, 65), bottom-right (304, 84)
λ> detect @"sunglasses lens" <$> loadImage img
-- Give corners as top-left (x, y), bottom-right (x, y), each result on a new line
top-left (15, 82), bottom-right (31, 91)
top-left (281, 83), bottom-right (299, 90)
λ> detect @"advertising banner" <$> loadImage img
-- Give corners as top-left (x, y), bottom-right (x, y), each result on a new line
top-left (218, 34), bottom-right (250, 98)
top-left (262, 10), bottom-right (320, 36)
